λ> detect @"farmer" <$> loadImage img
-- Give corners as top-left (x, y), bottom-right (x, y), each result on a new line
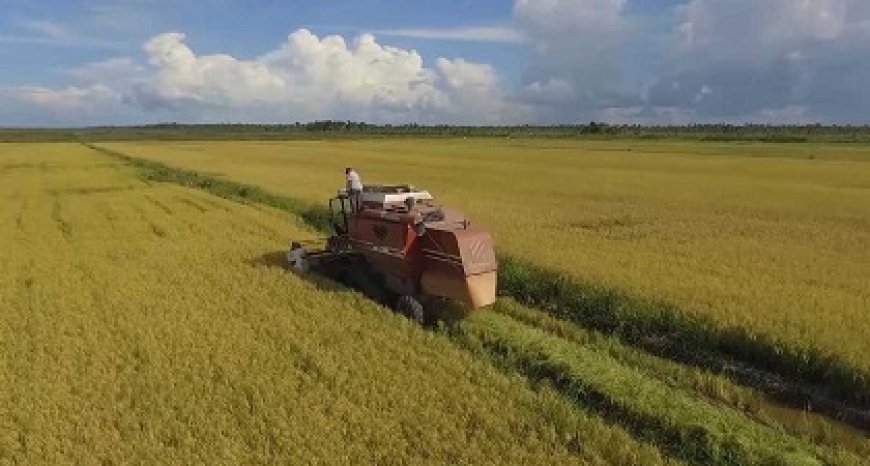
top-left (346, 167), bottom-right (363, 211)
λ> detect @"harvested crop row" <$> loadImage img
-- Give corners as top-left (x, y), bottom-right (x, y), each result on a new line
top-left (492, 300), bottom-right (870, 458)
top-left (0, 144), bottom-right (669, 464)
top-left (448, 307), bottom-right (863, 465)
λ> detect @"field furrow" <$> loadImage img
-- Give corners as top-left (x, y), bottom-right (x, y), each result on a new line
top-left (449, 303), bottom-right (863, 465)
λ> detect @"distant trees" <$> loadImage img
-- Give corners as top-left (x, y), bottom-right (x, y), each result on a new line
top-left (6, 122), bottom-right (870, 143)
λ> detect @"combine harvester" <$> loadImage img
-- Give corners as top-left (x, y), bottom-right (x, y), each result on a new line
top-left (289, 185), bottom-right (498, 323)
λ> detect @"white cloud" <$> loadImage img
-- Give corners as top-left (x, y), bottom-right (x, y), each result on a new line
top-left (140, 32), bottom-right (287, 107)
top-left (649, 0), bottom-right (870, 122)
top-left (256, 30), bottom-right (445, 114)
top-left (0, 84), bottom-right (124, 126)
top-left (436, 58), bottom-right (499, 91)
top-left (514, 0), bottom-right (626, 41)
top-left (521, 79), bottom-right (577, 105)
top-left (693, 85), bottom-right (712, 104)
top-left (18, 84), bottom-right (120, 111)
top-left (12, 29), bottom-right (523, 125)
top-left (373, 26), bottom-right (524, 43)
top-left (756, 105), bottom-right (813, 124)
top-left (513, 0), bottom-right (635, 121)
top-left (67, 58), bottom-right (145, 84)
top-left (20, 19), bottom-right (69, 40)
top-left (0, 18), bottom-right (123, 49)
top-left (433, 58), bottom-right (523, 121)
top-left (6, 0), bottom-right (870, 125)
top-left (677, 0), bottom-right (848, 51)
top-left (508, 0), bottom-right (870, 123)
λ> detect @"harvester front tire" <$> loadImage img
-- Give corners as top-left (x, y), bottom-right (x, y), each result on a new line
top-left (396, 295), bottom-right (425, 325)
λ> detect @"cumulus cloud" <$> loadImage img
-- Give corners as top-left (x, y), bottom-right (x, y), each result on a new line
top-left (19, 84), bottom-right (120, 111)
top-left (0, 18), bottom-right (122, 49)
top-left (256, 30), bottom-right (447, 116)
top-left (510, 0), bottom-right (870, 123)
top-left (0, 84), bottom-right (126, 126)
top-left (648, 0), bottom-right (870, 122)
top-left (67, 58), bottom-right (145, 85)
top-left (6, 0), bottom-right (870, 125)
top-left (515, 0), bottom-right (626, 49)
top-left (513, 0), bottom-right (636, 120)
top-left (140, 32), bottom-right (287, 108)
top-left (10, 29), bottom-right (522, 125)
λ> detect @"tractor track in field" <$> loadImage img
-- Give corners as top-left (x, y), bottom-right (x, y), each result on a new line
top-left (81, 141), bottom-right (870, 462)
top-left (446, 308), bottom-right (852, 465)
top-left (689, 347), bottom-right (870, 430)
top-left (131, 202), bottom-right (169, 239)
top-left (143, 194), bottom-right (174, 216)
top-left (14, 196), bottom-right (27, 236)
top-left (50, 193), bottom-right (73, 239)
top-left (177, 197), bottom-right (209, 213)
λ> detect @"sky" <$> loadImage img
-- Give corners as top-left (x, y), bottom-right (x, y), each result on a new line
top-left (1, 0), bottom-right (870, 126)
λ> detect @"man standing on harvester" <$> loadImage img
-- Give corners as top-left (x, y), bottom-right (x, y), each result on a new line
top-left (346, 167), bottom-right (363, 211)
top-left (287, 179), bottom-right (499, 321)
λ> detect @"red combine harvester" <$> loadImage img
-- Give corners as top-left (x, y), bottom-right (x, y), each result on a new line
top-left (288, 184), bottom-right (498, 323)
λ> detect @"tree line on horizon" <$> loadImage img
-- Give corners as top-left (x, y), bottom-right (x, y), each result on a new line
top-left (4, 120), bottom-right (870, 142)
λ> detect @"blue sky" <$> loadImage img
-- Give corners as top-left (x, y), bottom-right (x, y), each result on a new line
top-left (2, 0), bottom-right (869, 126)
top-left (0, 1), bottom-right (521, 84)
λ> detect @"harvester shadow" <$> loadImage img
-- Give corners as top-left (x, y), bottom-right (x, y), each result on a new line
top-left (252, 249), bottom-right (870, 435)
top-left (249, 250), bottom-right (349, 296)
top-left (248, 251), bottom-right (470, 327)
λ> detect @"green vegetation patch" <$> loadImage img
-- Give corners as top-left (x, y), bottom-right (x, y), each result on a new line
top-left (449, 306), bottom-right (859, 465)
top-left (498, 256), bottom-right (870, 407)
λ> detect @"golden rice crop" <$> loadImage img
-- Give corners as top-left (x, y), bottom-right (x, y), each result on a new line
top-left (0, 143), bottom-right (670, 464)
top-left (102, 139), bottom-right (870, 381)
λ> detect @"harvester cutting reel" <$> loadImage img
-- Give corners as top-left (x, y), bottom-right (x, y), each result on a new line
top-left (286, 242), bottom-right (427, 324)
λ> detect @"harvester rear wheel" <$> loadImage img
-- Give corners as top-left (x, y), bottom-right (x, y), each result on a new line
top-left (396, 295), bottom-right (425, 325)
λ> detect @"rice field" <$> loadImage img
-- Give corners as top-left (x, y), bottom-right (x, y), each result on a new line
top-left (0, 143), bottom-right (672, 464)
top-left (101, 139), bottom-right (870, 388)
top-left (2, 141), bottom-right (867, 463)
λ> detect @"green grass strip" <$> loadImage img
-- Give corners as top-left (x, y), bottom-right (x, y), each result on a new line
top-left (497, 257), bottom-right (869, 409)
top-left (449, 309), bottom-right (862, 466)
top-left (492, 299), bottom-right (870, 459)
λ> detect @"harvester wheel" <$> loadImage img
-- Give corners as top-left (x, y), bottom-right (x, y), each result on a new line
top-left (396, 295), bottom-right (425, 325)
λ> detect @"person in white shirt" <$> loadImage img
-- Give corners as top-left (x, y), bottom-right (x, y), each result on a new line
top-left (346, 167), bottom-right (363, 211)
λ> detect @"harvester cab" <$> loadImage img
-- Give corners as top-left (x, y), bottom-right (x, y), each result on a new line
top-left (290, 184), bottom-right (498, 324)
top-left (328, 189), bottom-right (351, 235)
